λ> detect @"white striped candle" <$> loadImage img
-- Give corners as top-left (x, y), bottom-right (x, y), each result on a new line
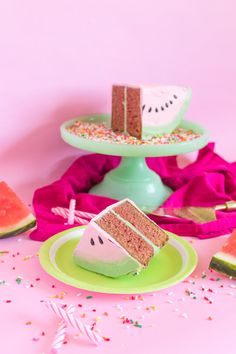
top-left (67, 199), bottom-right (76, 225)
top-left (45, 301), bottom-right (103, 345)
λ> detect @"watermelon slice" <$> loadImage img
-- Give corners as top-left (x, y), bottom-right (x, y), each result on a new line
top-left (0, 181), bottom-right (36, 238)
top-left (209, 229), bottom-right (236, 278)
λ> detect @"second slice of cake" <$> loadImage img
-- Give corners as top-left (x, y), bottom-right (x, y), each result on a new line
top-left (74, 199), bottom-right (168, 278)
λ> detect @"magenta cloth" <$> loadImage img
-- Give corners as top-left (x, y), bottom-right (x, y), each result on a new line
top-left (30, 143), bottom-right (236, 241)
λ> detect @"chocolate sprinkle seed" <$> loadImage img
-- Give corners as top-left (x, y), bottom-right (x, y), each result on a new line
top-left (98, 236), bottom-right (104, 245)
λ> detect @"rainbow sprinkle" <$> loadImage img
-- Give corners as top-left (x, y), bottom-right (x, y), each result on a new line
top-left (67, 121), bottom-right (201, 146)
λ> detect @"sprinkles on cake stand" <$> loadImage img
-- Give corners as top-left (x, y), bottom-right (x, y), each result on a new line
top-left (67, 121), bottom-right (201, 146)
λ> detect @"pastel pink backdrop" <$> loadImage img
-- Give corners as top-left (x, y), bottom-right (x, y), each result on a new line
top-left (1, 3), bottom-right (236, 354)
top-left (0, 0), bottom-right (235, 202)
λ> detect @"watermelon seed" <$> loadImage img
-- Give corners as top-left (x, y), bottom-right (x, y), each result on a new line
top-left (173, 94), bottom-right (178, 99)
top-left (142, 105), bottom-right (145, 111)
top-left (98, 236), bottom-right (103, 245)
top-left (165, 103), bottom-right (169, 108)
top-left (169, 100), bottom-right (173, 104)
top-left (161, 106), bottom-right (164, 111)
top-left (148, 107), bottom-right (152, 113)
top-left (155, 107), bottom-right (158, 112)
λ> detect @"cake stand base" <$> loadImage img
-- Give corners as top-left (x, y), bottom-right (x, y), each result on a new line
top-left (89, 157), bottom-right (172, 212)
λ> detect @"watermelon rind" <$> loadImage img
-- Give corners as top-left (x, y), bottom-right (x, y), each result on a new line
top-left (209, 252), bottom-right (236, 279)
top-left (0, 214), bottom-right (36, 238)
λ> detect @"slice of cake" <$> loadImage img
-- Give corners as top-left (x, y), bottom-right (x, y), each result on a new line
top-left (209, 229), bottom-right (236, 278)
top-left (73, 199), bottom-right (168, 278)
top-left (111, 84), bottom-right (191, 139)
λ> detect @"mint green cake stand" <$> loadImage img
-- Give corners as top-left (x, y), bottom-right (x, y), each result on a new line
top-left (60, 115), bottom-right (208, 212)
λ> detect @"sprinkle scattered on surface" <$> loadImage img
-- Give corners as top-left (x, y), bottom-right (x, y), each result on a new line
top-left (180, 313), bottom-right (188, 319)
top-left (49, 291), bottom-right (66, 299)
top-left (2, 235), bottom-right (236, 352)
top-left (0, 250), bottom-right (9, 255)
top-left (103, 337), bottom-right (111, 342)
top-left (16, 276), bottom-right (23, 284)
top-left (23, 255), bottom-right (33, 261)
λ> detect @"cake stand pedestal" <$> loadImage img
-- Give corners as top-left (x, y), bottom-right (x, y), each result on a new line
top-left (61, 115), bottom-right (208, 212)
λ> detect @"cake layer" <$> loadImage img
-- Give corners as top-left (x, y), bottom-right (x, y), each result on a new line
top-left (113, 200), bottom-right (168, 247)
top-left (111, 85), bottom-right (125, 132)
top-left (127, 87), bottom-right (142, 139)
top-left (95, 212), bottom-right (154, 266)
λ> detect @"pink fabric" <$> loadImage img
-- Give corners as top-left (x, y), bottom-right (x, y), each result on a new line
top-left (30, 143), bottom-right (236, 241)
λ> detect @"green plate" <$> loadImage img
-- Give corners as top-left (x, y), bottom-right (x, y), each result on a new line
top-left (39, 226), bottom-right (198, 294)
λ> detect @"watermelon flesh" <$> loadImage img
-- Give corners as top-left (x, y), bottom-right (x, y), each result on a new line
top-left (221, 231), bottom-right (236, 257)
top-left (209, 229), bottom-right (236, 278)
top-left (0, 181), bottom-right (36, 238)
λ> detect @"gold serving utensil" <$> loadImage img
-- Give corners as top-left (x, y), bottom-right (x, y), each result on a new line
top-left (150, 201), bottom-right (236, 224)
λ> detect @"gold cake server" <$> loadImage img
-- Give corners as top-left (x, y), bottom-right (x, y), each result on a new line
top-left (150, 201), bottom-right (236, 224)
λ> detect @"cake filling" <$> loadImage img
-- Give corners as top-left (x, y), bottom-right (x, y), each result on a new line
top-left (110, 209), bottom-right (161, 255)
top-left (95, 212), bottom-right (154, 266)
top-left (113, 200), bottom-right (168, 247)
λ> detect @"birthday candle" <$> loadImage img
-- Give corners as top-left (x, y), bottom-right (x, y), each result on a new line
top-left (67, 199), bottom-right (76, 225)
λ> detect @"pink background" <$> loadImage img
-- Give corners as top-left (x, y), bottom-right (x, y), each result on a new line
top-left (0, 0), bottom-right (235, 202)
top-left (0, 2), bottom-right (236, 353)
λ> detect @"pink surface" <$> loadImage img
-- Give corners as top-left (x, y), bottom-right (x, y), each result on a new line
top-left (0, 0), bottom-right (236, 202)
top-left (1, 232), bottom-right (236, 354)
top-left (1, 1), bottom-right (236, 353)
